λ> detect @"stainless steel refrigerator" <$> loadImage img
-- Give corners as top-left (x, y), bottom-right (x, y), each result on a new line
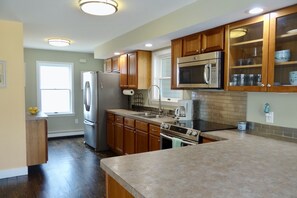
top-left (83, 71), bottom-right (127, 151)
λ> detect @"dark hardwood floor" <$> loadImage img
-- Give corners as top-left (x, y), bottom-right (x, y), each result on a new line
top-left (0, 136), bottom-right (117, 198)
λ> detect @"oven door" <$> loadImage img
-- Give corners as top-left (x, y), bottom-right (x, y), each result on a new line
top-left (160, 132), bottom-right (197, 150)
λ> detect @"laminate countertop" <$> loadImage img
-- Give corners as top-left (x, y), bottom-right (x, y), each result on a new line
top-left (26, 112), bottom-right (48, 121)
top-left (106, 109), bottom-right (175, 125)
top-left (100, 130), bottom-right (297, 198)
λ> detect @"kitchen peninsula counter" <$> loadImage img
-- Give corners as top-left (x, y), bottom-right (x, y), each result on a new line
top-left (100, 130), bottom-right (297, 198)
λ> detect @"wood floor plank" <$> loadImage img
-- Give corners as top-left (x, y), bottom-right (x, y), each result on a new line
top-left (0, 136), bottom-right (117, 198)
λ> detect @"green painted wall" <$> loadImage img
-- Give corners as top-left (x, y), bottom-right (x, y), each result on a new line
top-left (24, 48), bottom-right (103, 133)
top-left (247, 92), bottom-right (297, 128)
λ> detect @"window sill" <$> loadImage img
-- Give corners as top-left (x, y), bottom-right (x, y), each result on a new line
top-left (45, 113), bottom-right (75, 117)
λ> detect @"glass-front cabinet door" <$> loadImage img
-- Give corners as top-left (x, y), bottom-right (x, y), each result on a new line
top-left (225, 14), bottom-right (270, 91)
top-left (268, 5), bottom-right (297, 92)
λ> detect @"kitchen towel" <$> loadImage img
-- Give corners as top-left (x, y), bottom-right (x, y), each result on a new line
top-left (172, 137), bottom-right (182, 148)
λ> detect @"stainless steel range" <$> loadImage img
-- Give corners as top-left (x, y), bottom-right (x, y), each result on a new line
top-left (160, 119), bottom-right (236, 149)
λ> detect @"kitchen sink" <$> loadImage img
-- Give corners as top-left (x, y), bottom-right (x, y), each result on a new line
top-left (132, 112), bottom-right (162, 119)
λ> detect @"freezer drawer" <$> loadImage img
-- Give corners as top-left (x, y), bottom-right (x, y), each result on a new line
top-left (84, 120), bottom-right (98, 149)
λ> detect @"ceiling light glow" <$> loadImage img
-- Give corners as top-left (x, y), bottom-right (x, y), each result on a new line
top-left (48, 38), bottom-right (71, 47)
top-left (248, 7), bottom-right (264, 15)
top-left (79, 0), bottom-right (118, 16)
top-left (114, 52), bottom-right (120, 55)
top-left (145, 43), bottom-right (153, 47)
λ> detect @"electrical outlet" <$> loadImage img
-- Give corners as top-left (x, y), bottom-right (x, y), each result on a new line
top-left (75, 118), bottom-right (79, 124)
top-left (265, 112), bottom-right (274, 123)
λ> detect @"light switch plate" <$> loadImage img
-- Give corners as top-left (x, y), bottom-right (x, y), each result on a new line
top-left (265, 112), bottom-right (274, 123)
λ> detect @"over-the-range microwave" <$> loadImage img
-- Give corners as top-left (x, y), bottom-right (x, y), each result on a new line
top-left (177, 51), bottom-right (223, 89)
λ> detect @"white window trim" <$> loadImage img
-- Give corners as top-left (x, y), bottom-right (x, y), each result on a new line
top-left (150, 48), bottom-right (182, 106)
top-left (36, 61), bottom-right (75, 116)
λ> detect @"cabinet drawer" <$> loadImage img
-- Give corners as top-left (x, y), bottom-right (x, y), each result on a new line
top-left (149, 124), bottom-right (160, 136)
top-left (124, 117), bottom-right (135, 128)
top-left (115, 115), bottom-right (123, 124)
top-left (107, 113), bottom-right (115, 121)
top-left (135, 120), bottom-right (148, 132)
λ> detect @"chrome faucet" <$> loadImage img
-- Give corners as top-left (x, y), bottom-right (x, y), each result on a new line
top-left (149, 85), bottom-right (163, 115)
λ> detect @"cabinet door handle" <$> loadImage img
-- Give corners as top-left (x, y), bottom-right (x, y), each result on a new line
top-left (267, 84), bottom-right (271, 88)
top-left (261, 84), bottom-right (265, 87)
top-left (201, 48), bottom-right (205, 53)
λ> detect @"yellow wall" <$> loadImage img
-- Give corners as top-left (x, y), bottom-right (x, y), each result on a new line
top-left (0, 20), bottom-right (26, 170)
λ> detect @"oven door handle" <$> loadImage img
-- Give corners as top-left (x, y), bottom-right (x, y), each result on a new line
top-left (160, 133), bottom-right (196, 145)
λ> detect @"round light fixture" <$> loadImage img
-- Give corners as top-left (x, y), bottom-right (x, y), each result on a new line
top-left (248, 7), bottom-right (264, 15)
top-left (79, 0), bottom-right (118, 16)
top-left (114, 52), bottom-right (120, 55)
top-left (48, 38), bottom-right (71, 47)
top-left (230, 28), bottom-right (247, 38)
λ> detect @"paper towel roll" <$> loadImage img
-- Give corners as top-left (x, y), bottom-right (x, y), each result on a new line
top-left (123, 89), bottom-right (135, 96)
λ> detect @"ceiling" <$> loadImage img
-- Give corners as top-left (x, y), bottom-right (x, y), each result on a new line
top-left (0, 0), bottom-right (296, 58)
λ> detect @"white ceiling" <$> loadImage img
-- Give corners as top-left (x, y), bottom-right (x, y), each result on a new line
top-left (0, 0), bottom-right (296, 57)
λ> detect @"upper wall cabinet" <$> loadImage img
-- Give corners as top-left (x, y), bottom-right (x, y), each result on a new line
top-left (112, 56), bottom-right (120, 72)
top-left (225, 5), bottom-right (297, 92)
top-left (171, 38), bottom-right (183, 89)
top-left (120, 50), bottom-right (151, 89)
top-left (104, 58), bottom-right (112, 72)
top-left (183, 26), bottom-right (225, 56)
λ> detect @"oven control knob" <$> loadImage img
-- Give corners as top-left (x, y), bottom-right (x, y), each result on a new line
top-left (191, 131), bottom-right (198, 136)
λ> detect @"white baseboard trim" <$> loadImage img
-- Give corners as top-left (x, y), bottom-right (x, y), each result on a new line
top-left (48, 129), bottom-right (84, 138)
top-left (0, 167), bottom-right (28, 179)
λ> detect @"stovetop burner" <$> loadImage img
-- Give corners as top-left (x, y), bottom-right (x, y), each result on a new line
top-left (168, 119), bottom-right (236, 132)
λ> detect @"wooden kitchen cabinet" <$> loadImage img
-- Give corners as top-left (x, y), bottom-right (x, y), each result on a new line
top-left (104, 58), bottom-right (112, 72)
top-left (182, 26), bottom-right (224, 56)
top-left (171, 38), bottom-right (183, 89)
top-left (105, 173), bottom-right (133, 198)
top-left (120, 50), bottom-right (151, 89)
top-left (149, 124), bottom-right (160, 151)
top-left (114, 115), bottom-right (124, 155)
top-left (183, 33), bottom-right (201, 56)
top-left (135, 120), bottom-right (149, 153)
top-left (123, 117), bottom-right (135, 155)
top-left (267, 5), bottom-right (297, 92)
top-left (112, 56), bottom-right (120, 72)
top-left (106, 113), bottom-right (115, 150)
top-left (26, 118), bottom-right (48, 166)
top-left (119, 54), bottom-right (128, 87)
top-left (225, 5), bottom-right (297, 92)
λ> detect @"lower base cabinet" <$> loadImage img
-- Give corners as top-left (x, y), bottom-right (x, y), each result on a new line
top-left (149, 124), bottom-right (160, 151)
top-left (106, 112), bottom-right (161, 155)
top-left (26, 118), bottom-right (48, 166)
top-left (105, 173), bottom-right (133, 198)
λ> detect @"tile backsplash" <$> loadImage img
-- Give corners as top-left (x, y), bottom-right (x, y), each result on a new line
top-left (192, 91), bottom-right (247, 126)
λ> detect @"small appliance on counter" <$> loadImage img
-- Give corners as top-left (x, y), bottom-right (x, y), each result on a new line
top-left (174, 99), bottom-right (199, 120)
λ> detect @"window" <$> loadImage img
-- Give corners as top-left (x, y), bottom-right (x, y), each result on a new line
top-left (152, 48), bottom-right (182, 103)
top-left (37, 61), bottom-right (74, 115)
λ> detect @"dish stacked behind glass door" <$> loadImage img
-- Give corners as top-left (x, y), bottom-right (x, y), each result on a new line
top-left (230, 74), bottom-right (261, 86)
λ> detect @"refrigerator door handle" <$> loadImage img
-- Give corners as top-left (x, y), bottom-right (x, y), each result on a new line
top-left (84, 81), bottom-right (91, 111)
top-left (84, 120), bottom-right (95, 126)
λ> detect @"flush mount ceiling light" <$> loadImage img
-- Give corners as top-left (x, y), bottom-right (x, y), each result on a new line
top-left (79, 0), bottom-right (118, 16)
top-left (48, 38), bottom-right (71, 47)
top-left (145, 43), bottom-right (153, 47)
top-left (114, 52), bottom-right (120, 55)
top-left (248, 7), bottom-right (264, 15)
top-left (230, 28), bottom-right (247, 38)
